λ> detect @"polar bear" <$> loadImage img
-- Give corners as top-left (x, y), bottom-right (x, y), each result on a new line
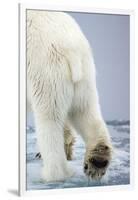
top-left (27, 10), bottom-right (113, 182)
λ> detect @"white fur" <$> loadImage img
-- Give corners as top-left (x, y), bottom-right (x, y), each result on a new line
top-left (27, 10), bottom-right (112, 182)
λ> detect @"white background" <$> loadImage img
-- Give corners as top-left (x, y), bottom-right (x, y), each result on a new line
top-left (0, 0), bottom-right (137, 199)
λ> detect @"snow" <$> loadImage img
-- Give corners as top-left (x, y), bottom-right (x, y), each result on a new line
top-left (26, 121), bottom-right (130, 190)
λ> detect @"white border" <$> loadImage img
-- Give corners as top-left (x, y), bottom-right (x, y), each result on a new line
top-left (19, 3), bottom-right (135, 196)
top-left (19, 3), bottom-right (26, 196)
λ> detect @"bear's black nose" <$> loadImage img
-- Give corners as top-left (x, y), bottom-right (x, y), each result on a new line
top-left (91, 158), bottom-right (108, 168)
